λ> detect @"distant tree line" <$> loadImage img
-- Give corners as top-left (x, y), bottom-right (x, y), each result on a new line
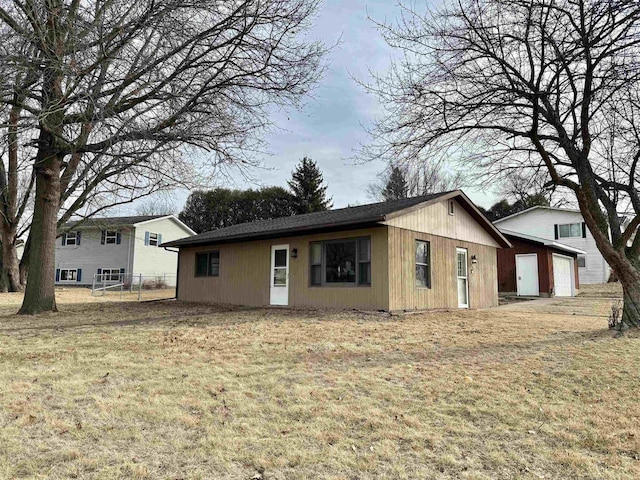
top-left (180, 157), bottom-right (332, 233)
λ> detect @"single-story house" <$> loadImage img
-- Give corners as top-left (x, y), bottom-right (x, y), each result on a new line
top-left (56, 215), bottom-right (195, 286)
top-left (497, 229), bottom-right (585, 297)
top-left (163, 191), bottom-right (512, 311)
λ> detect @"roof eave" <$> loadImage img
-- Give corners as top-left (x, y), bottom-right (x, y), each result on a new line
top-left (500, 229), bottom-right (586, 254)
top-left (161, 217), bottom-right (386, 248)
top-left (546, 242), bottom-right (587, 255)
top-left (64, 222), bottom-right (135, 230)
top-left (133, 215), bottom-right (197, 236)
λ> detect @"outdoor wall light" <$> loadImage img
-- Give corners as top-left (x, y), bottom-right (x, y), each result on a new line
top-left (471, 255), bottom-right (478, 264)
top-left (291, 248), bottom-right (298, 258)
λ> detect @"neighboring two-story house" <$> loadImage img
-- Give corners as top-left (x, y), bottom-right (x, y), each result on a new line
top-left (494, 206), bottom-right (609, 284)
top-left (55, 215), bottom-right (195, 286)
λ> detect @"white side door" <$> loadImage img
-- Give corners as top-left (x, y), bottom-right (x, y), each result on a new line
top-left (270, 245), bottom-right (289, 306)
top-left (456, 248), bottom-right (469, 308)
top-left (516, 254), bottom-right (540, 296)
top-left (553, 254), bottom-right (574, 297)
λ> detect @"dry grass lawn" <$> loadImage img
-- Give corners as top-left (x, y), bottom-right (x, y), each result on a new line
top-left (0, 287), bottom-right (638, 479)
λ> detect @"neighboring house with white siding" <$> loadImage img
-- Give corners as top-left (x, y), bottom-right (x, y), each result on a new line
top-left (494, 206), bottom-right (610, 284)
top-left (55, 215), bottom-right (195, 286)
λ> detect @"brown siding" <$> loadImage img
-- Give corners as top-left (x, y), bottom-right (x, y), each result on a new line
top-left (387, 226), bottom-right (499, 311)
top-left (497, 241), bottom-right (553, 295)
top-left (383, 198), bottom-right (501, 248)
top-left (497, 237), bottom-right (580, 296)
top-left (177, 227), bottom-right (389, 310)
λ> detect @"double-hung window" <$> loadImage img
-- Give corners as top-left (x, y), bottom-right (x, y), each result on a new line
top-left (145, 231), bottom-right (162, 247)
top-left (415, 240), bottom-right (431, 288)
top-left (103, 230), bottom-right (118, 244)
top-left (64, 232), bottom-right (78, 246)
top-left (195, 251), bottom-right (220, 277)
top-left (309, 237), bottom-right (371, 286)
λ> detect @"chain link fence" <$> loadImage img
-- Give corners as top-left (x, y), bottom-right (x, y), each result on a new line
top-left (91, 273), bottom-right (176, 301)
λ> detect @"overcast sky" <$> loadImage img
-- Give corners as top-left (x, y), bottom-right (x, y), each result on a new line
top-left (129, 0), bottom-right (498, 214)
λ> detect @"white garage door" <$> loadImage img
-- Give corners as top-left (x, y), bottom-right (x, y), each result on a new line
top-left (553, 254), bottom-right (573, 297)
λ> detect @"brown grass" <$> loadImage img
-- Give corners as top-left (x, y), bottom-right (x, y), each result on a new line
top-left (0, 288), bottom-right (638, 479)
top-left (0, 287), bottom-right (175, 308)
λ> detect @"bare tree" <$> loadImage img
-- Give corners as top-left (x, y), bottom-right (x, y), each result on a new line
top-left (135, 199), bottom-right (177, 217)
top-left (496, 171), bottom-right (571, 208)
top-left (0, 0), bottom-right (326, 314)
top-left (368, 161), bottom-right (463, 201)
top-left (365, 0), bottom-right (640, 328)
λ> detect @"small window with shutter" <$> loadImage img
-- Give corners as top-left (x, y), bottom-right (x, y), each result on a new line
top-left (145, 231), bottom-right (162, 246)
top-left (102, 230), bottom-right (119, 244)
top-left (557, 223), bottom-right (582, 238)
top-left (58, 269), bottom-right (81, 282)
top-left (63, 232), bottom-right (78, 246)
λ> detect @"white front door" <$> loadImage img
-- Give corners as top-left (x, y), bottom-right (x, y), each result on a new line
top-left (553, 254), bottom-right (573, 297)
top-left (516, 254), bottom-right (540, 296)
top-left (456, 248), bottom-right (469, 308)
top-left (270, 245), bottom-right (289, 306)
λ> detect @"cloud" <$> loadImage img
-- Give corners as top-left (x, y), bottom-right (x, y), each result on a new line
top-left (124, 0), bottom-right (497, 215)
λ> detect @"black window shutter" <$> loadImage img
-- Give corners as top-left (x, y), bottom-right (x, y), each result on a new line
top-left (554, 224), bottom-right (559, 240)
top-left (101, 230), bottom-right (106, 244)
top-left (55, 269), bottom-right (60, 282)
top-left (77, 269), bottom-right (82, 282)
top-left (116, 231), bottom-right (122, 244)
top-left (61, 233), bottom-right (67, 246)
top-left (77, 231), bottom-right (81, 245)
top-left (97, 268), bottom-right (102, 275)
top-left (582, 222), bottom-right (587, 238)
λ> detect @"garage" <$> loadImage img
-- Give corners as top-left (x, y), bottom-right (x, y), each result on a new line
top-left (552, 254), bottom-right (574, 297)
top-left (497, 229), bottom-right (584, 297)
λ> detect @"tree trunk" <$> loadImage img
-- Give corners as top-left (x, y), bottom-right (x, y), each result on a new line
top-left (621, 280), bottom-right (640, 329)
top-left (0, 257), bottom-right (7, 293)
top-left (1, 234), bottom-right (22, 292)
top-left (19, 238), bottom-right (29, 287)
top-left (18, 151), bottom-right (61, 314)
top-left (575, 189), bottom-right (640, 328)
top-left (592, 249), bottom-right (640, 328)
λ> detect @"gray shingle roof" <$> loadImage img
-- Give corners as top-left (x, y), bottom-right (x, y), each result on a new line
top-left (163, 193), bottom-right (452, 248)
top-left (64, 215), bottom-right (167, 229)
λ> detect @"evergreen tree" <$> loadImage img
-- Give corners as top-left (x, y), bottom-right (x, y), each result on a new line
top-left (179, 187), bottom-right (296, 233)
top-left (382, 166), bottom-right (409, 201)
top-left (481, 195), bottom-right (550, 222)
top-left (288, 157), bottom-right (332, 214)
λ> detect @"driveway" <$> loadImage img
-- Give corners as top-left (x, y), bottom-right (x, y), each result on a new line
top-left (495, 283), bottom-right (621, 319)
